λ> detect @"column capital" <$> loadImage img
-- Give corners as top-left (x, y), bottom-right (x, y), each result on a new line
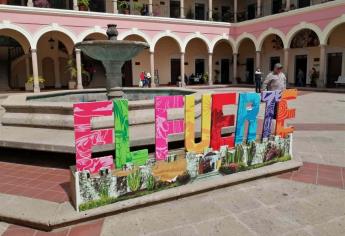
top-left (75, 48), bottom-right (81, 53)
top-left (31, 48), bottom-right (37, 53)
top-left (256, 50), bottom-right (261, 53)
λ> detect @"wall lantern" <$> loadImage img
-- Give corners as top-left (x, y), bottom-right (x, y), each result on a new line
top-left (48, 37), bottom-right (55, 50)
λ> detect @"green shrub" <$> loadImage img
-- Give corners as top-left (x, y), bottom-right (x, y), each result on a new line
top-left (235, 144), bottom-right (244, 163)
top-left (127, 169), bottom-right (142, 192)
top-left (146, 174), bottom-right (155, 191)
top-left (247, 141), bottom-right (256, 166)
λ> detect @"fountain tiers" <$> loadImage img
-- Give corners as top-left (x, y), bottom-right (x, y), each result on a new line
top-left (0, 88), bottom-right (205, 153)
top-left (75, 24), bottom-right (149, 98)
top-left (76, 40), bottom-right (149, 93)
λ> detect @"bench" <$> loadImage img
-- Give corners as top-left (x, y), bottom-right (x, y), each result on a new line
top-left (335, 76), bottom-right (345, 86)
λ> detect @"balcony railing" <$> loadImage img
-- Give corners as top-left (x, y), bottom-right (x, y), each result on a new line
top-left (0, 0), bottom-right (337, 23)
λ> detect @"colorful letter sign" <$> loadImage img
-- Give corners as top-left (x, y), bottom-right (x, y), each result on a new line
top-left (73, 101), bottom-right (114, 174)
top-left (73, 89), bottom-right (298, 173)
top-left (114, 99), bottom-right (148, 169)
top-left (210, 93), bottom-right (236, 150)
top-left (261, 90), bottom-right (282, 139)
top-left (155, 96), bottom-right (184, 160)
top-left (235, 93), bottom-right (261, 144)
top-left (185, 94), bottom-right (211, 153)
top-left (276, 89), bottom-right (298, 138)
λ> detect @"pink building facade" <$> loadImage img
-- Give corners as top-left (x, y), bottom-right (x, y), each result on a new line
top-left (0, 0), bottom-right (344, 91)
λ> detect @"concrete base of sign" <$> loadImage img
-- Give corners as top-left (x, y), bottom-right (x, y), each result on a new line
top-left (0, 157), bottom-right (302, 231)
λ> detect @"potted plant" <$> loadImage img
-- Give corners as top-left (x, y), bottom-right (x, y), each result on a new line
top-left (118, 1), bottom-right (130, 14)
top-left (25, 76), bottom-right (45, 91)
top-left (202, 73), bottom-right (209, 84)
top-left (33, 0), bottom-right (50, 8)
top-left (65, 59), bottom-right (89, 89)
top-left (78, 0), bottom-right (89, 11)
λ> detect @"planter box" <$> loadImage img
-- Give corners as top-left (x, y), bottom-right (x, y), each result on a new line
top-left (68, 81), bottom-right (77, 89)
top-left (25, 83), bottom-right (33, 91)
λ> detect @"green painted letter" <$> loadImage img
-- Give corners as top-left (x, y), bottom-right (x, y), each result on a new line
top-left (114, 99), bottom-right (148, 168)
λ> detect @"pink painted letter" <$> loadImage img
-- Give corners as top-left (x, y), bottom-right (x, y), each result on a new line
top-left (155, 96), bottom-right (184, 160)
top-left (73, 101), bottom-right (114, 174)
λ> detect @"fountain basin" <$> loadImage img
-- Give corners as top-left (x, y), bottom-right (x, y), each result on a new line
top-left (0, 88), bottom-right (204, 153)
top-left (75, 40), bottom-right (149, 62)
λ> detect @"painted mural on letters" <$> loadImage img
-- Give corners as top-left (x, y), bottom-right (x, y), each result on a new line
top-left (72, 89), bottom-right (297, 211)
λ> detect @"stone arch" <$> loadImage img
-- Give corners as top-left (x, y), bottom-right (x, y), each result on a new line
top-left (235, 33), bottom-right (258, 53)
top-left (33, 24), bottom-right (77, 53)
top-left (78, 26), bottom-right (107, 42)
top-left (118, 28), bottom-right (151, 46)
top-left (151, 31), bottom-right (183, 53)
top-left (286, 22), bottom-right (322, 48)
top-left (210, 35), bottom-right (235, 54)
top-left (322, 15), bottom-right (345, 45)
top-left (183, 33), bottom-right (211, 53)
top-left (257, 28), bottom-right (287, 51)
top-left (0, 21), bottom-right (34, 53)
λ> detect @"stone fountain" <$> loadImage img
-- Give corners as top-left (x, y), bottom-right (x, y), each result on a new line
top-left (0, 24), bottom-right (204, 154)
top-left (75, 24), bottom-right (149, 98)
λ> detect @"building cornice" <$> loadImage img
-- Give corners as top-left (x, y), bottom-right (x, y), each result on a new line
top-left (0, 5), bottom-right (231, 28)
top-left (233, 0), bottom-right (344, 27)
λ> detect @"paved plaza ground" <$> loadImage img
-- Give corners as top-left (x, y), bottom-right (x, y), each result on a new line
top-left (0, 88), bottom-right (344, 236)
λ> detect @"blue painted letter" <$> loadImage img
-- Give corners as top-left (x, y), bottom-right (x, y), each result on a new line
top-left (261, 91), bottom-right (282, 139)
top-left (235, 93), bottom-right (261, 144)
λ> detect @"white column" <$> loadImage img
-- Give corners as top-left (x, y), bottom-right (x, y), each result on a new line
top-left (234, 0), bottom-right (238, 22)
top-left (129, 0), bottom-right (134, 13)
top-left (208, 0), bottom-right (213, 20)
top-left (256, 51), bottom-right (261, 70)
top-left (257, 0), bottom-right (261, 17)
top-left (319, 44), bottom-right (326, 88)
top-left (73, 0), bottom-right (78, 10)
top-left (31, 49), bottom-right (40, 93)
top-left (180, 0), bottom-right (185, 18)
top-left (286, 0), bottom-right (291, 11)
top-left (113, 0), bottom-right (118, 14)
top-left (181, 52), bottom-right (185, 87)
top-left (75, 49), bottom-right (83, 90)
top-left (233, 53), bottom-right (238, 84)
top-left (27, 0), bottom-right (33, 7)
top-left (208, 53), bottom-right (213, 85)
top-left (148, 0), bottom-right (153, 15)
top-left (284, 48), bottom-right (289, 77)
top-left (150, 51), bottom-right (156, 87)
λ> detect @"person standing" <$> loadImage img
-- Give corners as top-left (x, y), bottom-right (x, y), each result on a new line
top-left (146, 72), bottom-right (152, 87)
top-left (309, 67), bottom-right (318, 87)
top-left (297, 69), bottom-right (304, 87)
top-left (262, 63), bottom-right (287, 91)
top-left (139, 71), bottom-right (145, 87)
top-left (254, 68), bottom-right (262, 93)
